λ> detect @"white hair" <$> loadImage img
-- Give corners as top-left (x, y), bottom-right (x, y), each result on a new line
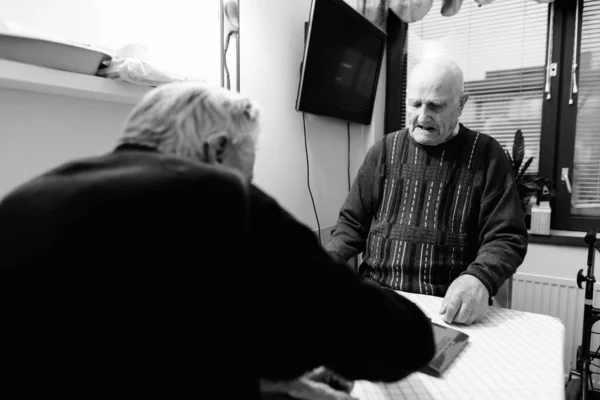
top-left (120, 81), bottom-right (260, 161)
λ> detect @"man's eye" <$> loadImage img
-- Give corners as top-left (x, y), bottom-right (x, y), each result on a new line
top-left (410, 102), bottom-right (421, 108)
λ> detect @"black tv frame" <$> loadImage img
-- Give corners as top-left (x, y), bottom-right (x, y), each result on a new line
top-left (295, 0), bottom-right (387, 125)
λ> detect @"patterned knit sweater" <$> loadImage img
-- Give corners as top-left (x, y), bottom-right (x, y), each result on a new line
top-left (325, 125), bottom-right (528, 298)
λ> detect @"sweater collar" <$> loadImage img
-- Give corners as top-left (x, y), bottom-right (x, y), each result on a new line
top-left (113, 142), bottom-right (159, 153)
top-left (405, 123), bottom-right (465, 151)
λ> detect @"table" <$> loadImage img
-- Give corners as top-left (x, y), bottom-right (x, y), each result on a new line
top-left (352, 292), bottom-right (565, 400)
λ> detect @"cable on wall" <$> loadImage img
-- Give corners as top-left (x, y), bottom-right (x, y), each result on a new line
top-left (347, 121), bottom-right (351, 192)
top-left (303, 113), bottom-right (321, 243)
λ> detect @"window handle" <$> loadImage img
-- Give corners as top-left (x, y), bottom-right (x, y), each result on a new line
top-left (569, 0), bottom-right (581, 105)
top-left (545, 63), bottom-right (557, 100)
top-left (545, 3), bottom-right (555, 100)
top-left (570, 64), bottom-right (579, 105)
top-left (562, 168), bottom-right (572, 194)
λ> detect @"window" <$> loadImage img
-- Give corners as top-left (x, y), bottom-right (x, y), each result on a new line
top-left (567, 0), bottom-right (600, 217)
top-left (552, 0), bottom-right (600, 230)
top-left (403, 1), bottom-right (549, 174)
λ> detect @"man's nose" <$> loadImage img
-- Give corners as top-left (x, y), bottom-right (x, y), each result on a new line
top-left (417, 107), bottom-right (430, 123)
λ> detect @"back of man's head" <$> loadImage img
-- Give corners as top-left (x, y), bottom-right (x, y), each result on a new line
top-left (120, 82), bottom-right (260, 177)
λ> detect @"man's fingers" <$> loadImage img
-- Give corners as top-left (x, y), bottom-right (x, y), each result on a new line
top-left (289, 379), bottom-right (357, 400)
top-left (441, 296), bottom-right (461, 323)
top-left (303, 367), bottom-right (353, 393)
top-left (303, 366), bottom-right (327, 381)
top-left (465, 312), bottom-right (478, 326)
top-left (439, 297), bottom-right (447, 314)
top-left (470, 302), bottom-right (490, 324)
top-left (327, 371), bottom-right (354, 393)
top-left (454, 302), bottom-right (473, 324)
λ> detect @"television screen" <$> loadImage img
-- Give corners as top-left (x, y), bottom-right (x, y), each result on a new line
top-left (296, 0), bottom-right (386, 125)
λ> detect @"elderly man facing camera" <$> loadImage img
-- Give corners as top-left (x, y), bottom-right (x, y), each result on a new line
top-left (0, 82), bottom-right (434, 400)
top-left (326, 57), bottom-right (528, 326)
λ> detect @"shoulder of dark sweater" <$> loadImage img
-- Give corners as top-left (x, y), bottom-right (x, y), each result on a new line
top-left (248, 185), bottom-right (317, 237)
top-left (0, 147), bottom-right (248, 211)
top-left (456, 124), bottom-right (505, 155)
top-left (456, 124), bottom-right (517, 201)
top-left (457, 124), bottom-right (514, 169)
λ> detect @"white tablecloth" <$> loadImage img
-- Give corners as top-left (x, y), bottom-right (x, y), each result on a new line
top-left (352, 292), bottom-right (565, 400)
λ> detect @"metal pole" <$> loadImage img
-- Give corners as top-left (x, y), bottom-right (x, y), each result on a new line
top-left (236, 0), bottom-right (241, 92)
top-left (220, 0), bottom-right (225, 88)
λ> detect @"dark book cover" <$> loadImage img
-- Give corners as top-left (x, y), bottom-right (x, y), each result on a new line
top-left (420, 322), bottom-right (469, 377)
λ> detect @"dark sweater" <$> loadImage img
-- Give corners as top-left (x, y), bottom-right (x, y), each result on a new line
top-left (326, 125), bottom-right (528, 298)
top-left (0, 145), bottom-right (435, 400)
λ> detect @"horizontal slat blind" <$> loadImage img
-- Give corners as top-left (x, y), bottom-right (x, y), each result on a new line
top-left (572, 0), bottom-right (600, 216)
top-left (404, 0), bottom-right (548, 173)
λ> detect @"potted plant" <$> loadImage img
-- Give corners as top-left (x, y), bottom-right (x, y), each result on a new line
top-left (505, 129), bottom-right (555, 225)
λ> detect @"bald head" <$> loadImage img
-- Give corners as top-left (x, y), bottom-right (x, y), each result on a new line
top-left (406, 58), bottom-right (469, 146)
top-left (409, 58), bottom-right (465, 99)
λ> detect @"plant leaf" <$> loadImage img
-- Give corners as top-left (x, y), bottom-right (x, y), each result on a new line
top-left (505, 150), bottom-right (514, 172)
top-left (512, 129), bottom-right (525, 174)
top-left (521, 181), bottom-right (541, 190)
top-left (517, 157), bottom-right (534, 182)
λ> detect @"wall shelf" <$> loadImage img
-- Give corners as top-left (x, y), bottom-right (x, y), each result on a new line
top-left (0, 58), bottom-right (151, 104)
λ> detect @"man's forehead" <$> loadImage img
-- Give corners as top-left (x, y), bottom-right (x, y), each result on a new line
top-left (407, 80), bottom-right (457, 102)
top-left (406, 89), bottom-right (453, 104)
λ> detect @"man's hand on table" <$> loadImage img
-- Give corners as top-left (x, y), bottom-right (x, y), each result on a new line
top-left (439, 275), bottom-right (489, 325)
top-left (260, 366), bottom-right (356, 400)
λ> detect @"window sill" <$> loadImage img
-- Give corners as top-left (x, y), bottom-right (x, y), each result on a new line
top-left (528, 229), bottom-right (587, 247)
top-left (0, 59), bottom-right (151, 104)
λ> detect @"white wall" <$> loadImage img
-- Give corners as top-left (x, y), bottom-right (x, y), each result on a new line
top-left (520, 243), bottom-right (587, 280)
top-left (241, 0), bottom-right (385, 229)
top-left (0, 89), bottom-right (132, 196)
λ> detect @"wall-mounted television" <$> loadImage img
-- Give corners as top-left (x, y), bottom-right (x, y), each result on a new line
top-left (296, 0), bottom-right (387, 125)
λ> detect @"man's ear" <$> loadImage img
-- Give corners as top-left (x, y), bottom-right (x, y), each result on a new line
top-left (202, 132), bottom-right (231, 164)
top-left (458, 92), bottom-right (470, 115)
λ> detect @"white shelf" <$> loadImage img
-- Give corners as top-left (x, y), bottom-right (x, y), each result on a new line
top-left (0, 58), bottom-right (152, 104)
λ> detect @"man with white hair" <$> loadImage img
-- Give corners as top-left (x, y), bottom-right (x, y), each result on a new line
top-left (0, 82), bottom-right (434, 400)
top-left (327, 57), bottom-right (528, 326)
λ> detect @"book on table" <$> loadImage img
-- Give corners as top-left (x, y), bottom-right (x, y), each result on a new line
top-left (420, 322), bottom-right (469, 377)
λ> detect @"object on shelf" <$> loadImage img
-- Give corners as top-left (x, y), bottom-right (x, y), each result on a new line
top-left (98, 43), bottom-right (185, 87)
top-left (0, 58), bottom-right (151, 104)
top-left (115, 43), bottom-right (151, 63)
top-left (0, 20), bottom-right (111, 75)
top-left (97, 58), bottom-right (180, 87)
top-left (224, 0), bottom-right (239, 33)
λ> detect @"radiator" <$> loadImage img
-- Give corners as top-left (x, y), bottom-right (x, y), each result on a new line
top-left (512, 272), bottom-right (600, 378)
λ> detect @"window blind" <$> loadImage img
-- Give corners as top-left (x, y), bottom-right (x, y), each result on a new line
top-left (402, 0), bottom-right (549, 174)
top-left (571, 0), bottom-right (600, 216)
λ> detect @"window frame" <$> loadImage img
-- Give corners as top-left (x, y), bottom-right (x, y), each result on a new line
top-left (551, 0), bottom-right (596, 231)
